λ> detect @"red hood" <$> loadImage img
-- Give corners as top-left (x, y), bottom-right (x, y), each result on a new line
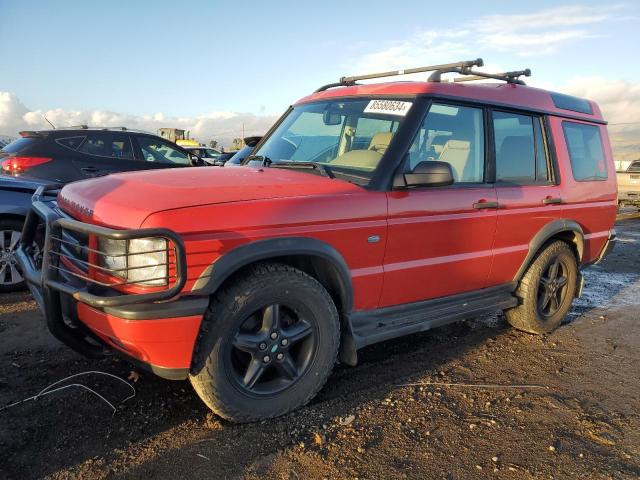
top-left (58, 166), bottom-right (363, 228)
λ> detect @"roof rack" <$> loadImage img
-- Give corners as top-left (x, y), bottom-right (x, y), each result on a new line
top-left (57, 125), bottom-right (153, 134)
top-left (429, 68), bottom-right (531, 85)
top-left (314, 58), bottom-right (532, 91)
top-left (315, 58), bottom-right (484, 92)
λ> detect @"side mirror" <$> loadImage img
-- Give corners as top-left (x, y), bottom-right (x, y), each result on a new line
top-left (403, 161), bottom-right (454, 187)
top-left (190, 154), bottom-right (203, 166)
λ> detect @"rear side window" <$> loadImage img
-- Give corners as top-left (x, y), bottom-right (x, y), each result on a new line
top-left (562, 122), bottom-right (607, 181)
top-left (78, 134), bottom-right (134, 160)
top-left (56, 136), bottom-right (86, 151)
top-left (136, 137), bottom-right (190, 165)
top-left (493, 111), bottom-right (549, 183)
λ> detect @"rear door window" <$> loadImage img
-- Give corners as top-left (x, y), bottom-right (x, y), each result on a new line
top-left (562, 122), bottom-right (607, 181)
top-left (493, 111), bottom-right (549, 183)
top-left (78, 133), bottom-right (134, 160)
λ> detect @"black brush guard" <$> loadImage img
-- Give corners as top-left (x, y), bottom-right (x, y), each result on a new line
top-left (15, 184), bottom-right (187, 357)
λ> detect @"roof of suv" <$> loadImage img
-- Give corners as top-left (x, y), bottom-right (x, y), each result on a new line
top-left (296, 81), bottom-right (604, 124)
top-left (19, 127), bottom-right (155, 138)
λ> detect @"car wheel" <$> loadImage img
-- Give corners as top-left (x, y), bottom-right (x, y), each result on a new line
top-left (505, 241), bottom-right (578, 334)
top-left (0, 219), bottom-right (40, 293)
top-left (189, 263), bottom-right (340, 422)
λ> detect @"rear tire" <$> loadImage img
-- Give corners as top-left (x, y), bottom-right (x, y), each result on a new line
top-left (189, 263), bottom-right (340, 422)
top-left (505, 241), bottom-right (578, 334)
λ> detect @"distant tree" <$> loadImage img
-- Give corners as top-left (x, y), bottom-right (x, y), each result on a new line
top-left (209, 140), bottom-right (218, 149)
top-left (232, 138), bottom-right (244, 150)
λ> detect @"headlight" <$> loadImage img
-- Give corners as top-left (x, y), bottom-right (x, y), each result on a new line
top-left (99, 237), bottom-right (168, 287)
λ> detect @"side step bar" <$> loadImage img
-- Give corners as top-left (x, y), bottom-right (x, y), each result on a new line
top-left (349, 283), bottom-right (518, 349)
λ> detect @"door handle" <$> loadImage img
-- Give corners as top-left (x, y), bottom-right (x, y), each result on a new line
top-left (473, 201), bottom-right (500, 209)
top-left (81, 166), bottom-right (99, 172)
top-left (542, 197), bottom-right (563, 205)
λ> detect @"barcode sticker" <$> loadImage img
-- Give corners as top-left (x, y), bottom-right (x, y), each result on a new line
top-left (364, 100), bottom-right (413, 116)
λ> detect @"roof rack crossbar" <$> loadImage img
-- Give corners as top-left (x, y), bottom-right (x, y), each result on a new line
top-left (340, 58), bottom-right (483, 83)
top-left (314, 58), bottom-right (484, 92)
top-left (451, 68), bottom-right (532, 85)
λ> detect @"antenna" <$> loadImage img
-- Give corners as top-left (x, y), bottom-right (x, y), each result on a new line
top-left (44, 116), bottom-right (56, 129)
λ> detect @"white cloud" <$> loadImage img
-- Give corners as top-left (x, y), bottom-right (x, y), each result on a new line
top-left (350, 4), bottom-right (629, 72)
top-left (473, 5), bottom-right (620, 33)
top-left (562, 77), bottom-right (640, 162)
top-left (0, 91), bottom-right (278, 147)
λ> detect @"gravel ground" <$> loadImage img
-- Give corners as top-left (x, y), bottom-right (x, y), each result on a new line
top-left (1, 219), bottom-right (639, 479)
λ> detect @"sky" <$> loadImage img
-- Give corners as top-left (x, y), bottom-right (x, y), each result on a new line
top-left (0, 0), bottom-right (639, 157)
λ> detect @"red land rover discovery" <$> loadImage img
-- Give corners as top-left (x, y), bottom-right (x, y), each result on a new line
top-left (18, 59), bottom-right (617, 422)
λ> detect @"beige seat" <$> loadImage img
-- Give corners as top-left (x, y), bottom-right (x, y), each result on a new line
top-left (438, 139), bottom-right (471, 181)
top-left (368, 132), bottom-right (394, 154)
top-left (330, 149), bottom-right (381, 170)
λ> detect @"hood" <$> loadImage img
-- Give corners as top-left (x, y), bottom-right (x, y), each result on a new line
top-left (58, 166), bottom-right (363, 228)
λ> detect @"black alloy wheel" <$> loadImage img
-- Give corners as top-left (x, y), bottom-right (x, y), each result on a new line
top-left (228, 303), bottom-right (316, 395)
top-left (537, 257), bottom-right (570, 318)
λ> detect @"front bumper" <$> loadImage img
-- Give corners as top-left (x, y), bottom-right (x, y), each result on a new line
top-left (15, 185), bottom-right (206, 379)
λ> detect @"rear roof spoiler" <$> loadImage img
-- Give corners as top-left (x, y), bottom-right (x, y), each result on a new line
top-left (19, 131), bottom-right (50, 138)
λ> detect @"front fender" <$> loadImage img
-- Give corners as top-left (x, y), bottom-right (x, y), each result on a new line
top-left (191, 236), bottom-right (354, 314)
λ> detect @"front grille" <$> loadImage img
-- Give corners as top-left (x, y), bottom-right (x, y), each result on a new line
top-left (59, 228), bottom-right (88, 272)
top-left (18, 184), bottom-right (187, 308)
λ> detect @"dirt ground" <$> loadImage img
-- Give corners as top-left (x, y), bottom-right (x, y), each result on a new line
top-left (1, 219), bottom-right (639, 480)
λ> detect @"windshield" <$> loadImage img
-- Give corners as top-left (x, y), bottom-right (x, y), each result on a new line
top-left (250, 98), bottom-right (413, 185)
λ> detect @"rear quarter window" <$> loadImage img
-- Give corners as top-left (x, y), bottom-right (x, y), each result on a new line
top-left (56, 136), bottom-right (86, 151)
top-left (562, 122), bottom-right (607, 181)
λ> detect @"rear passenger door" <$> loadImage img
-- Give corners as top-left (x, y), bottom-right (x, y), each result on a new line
top-left (72, 132), bottom-right (144, 178)
top-left (487, 110), bottom-right (563, 286)
top-left (382, 102), bottom-right (498, 307)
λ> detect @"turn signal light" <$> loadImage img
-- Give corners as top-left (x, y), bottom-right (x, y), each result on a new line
top-left (1, 156), bottom-right (52, 175)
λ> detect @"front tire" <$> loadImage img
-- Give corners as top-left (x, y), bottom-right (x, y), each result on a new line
top-left (189, 263), bottom-right (340, 422)
top-left (505, 241), bottom-right (578, 334)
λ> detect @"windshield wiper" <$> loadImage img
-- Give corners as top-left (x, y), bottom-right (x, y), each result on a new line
top-left (244, 155), bottom-right (272, 166)
top-left (270, 161), bottom-right (335, 178)
top-left (246, 156), bottom-right (334, 178)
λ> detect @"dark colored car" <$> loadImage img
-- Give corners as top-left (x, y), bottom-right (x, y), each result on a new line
top-left (0, 175), bottom-right (56, 291)
top-left (214, 151), bottom-right (238, 165)
top-left (0, 127), bottom-right (205, 291)
top-left (0, 127), bottom-right (205, 183)
top-left (183, 146), bottom-right (222, 166)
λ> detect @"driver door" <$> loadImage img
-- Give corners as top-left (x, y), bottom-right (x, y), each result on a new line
top-left (381, 102), bottom-right (497, 307)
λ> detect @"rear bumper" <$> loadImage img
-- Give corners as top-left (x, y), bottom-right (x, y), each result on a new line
top-left (595, 229), bottom-right (617, 264)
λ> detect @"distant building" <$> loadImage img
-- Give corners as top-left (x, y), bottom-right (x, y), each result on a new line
top-left (158, 128), bottom-right (189, 143)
